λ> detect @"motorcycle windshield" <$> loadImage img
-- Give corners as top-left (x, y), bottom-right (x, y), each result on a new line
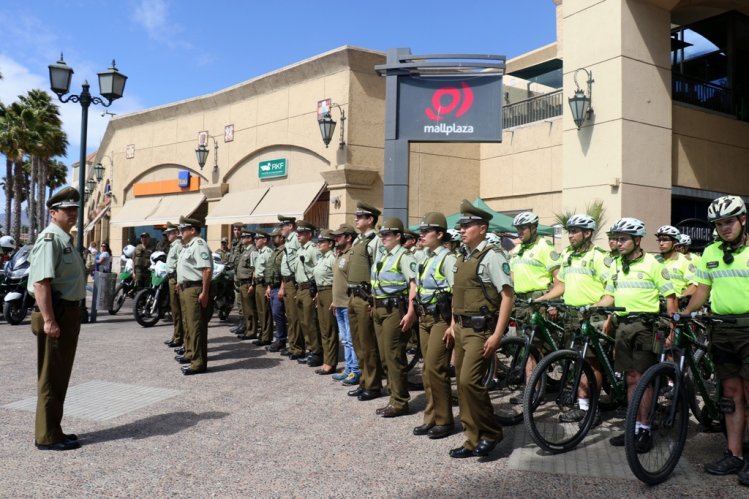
top-left (7, 245), bottom-right (31, 273)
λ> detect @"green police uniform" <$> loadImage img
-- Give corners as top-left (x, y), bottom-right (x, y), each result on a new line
top-left (236, 232), bottom-right (259, 339)
top-left (695, 240), bottom-right (749, 380)
top-left (558, 245), bottom-right (611, 307)
top-left (371, 219), bottom-right (417, 411)
top-left (177, 218), bottom-right (213, 373)
top-left (166, 225), bottom-right (185, 345)
top-left (28, 187), bottom-right (86, 447)
top-left (229, 222), bottom-right (246, 331)
top-left (603, 253), bottom-right (675, 373)
top-left (511, 237), bottom-right (561, 327)
top-left (660, 252), bottom-right (697, 298)
top-left (280, 216), bottom-right (304, 356)
top-left (134, 235), bottom-right (154, 289)
top-left (313, 231), bottom-right (338, 368)
top-left (295, 223), bottom-right (322, 359)
top-left (253, 233), bottom-right (273, 344)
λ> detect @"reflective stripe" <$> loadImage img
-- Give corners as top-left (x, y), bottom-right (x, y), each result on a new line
top-left (418, 251), bottom-right (450, 304)
top-left (614, 281), bottom-right (656, 290)
top-left (371, 247), bottom-right (408, 298)
top-left (564, 267), bottom-right (595, 277)
top-left (512, 257), bottom-right (545, 268)
top-left (710, 269), bottom-right (749, 279)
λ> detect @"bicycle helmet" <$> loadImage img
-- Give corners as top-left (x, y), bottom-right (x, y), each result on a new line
top-left (446, 229), bottom-right (461, 242)
top-left (654, 225), bottom-right (681, 239)
top-left (122, 244), bottom-right (135, 259)
top-left (677, 234), bottom-right (691, 246)
top-left (150, 251), bottom-right (167, 264)
top-left (566, 214), bottom-right (597, 231)
top-left (707, 195), bottom-right (746, 222)
top-left (212, 252), bottom-right (222, 263)
top-left (0, 235), bottom-right (16, 252)
top-left (486, 233), bottom-right (501, 245)
top-left (609, 217), bottom-right (646, 237)
top-left (513, 211), bottom-right (539, 227)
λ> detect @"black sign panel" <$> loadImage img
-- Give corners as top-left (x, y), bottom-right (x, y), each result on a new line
top-left (676, 218), bottom-right (714, 251)
top-left (397, 75), bottom-right (503, 142)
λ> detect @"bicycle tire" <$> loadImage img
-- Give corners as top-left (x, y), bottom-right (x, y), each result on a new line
top-left (490, 336), bottom-right (541, 425)
top-left (523, 349), bottom-right (598, 453)
top-left (624, 363), bottom-right (689, 485)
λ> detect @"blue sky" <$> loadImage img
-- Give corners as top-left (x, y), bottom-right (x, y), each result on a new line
top-left (0, 0), bottom-right (557, 193)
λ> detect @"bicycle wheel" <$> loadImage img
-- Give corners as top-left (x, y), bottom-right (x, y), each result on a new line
top-left (490, 336), bottom-right (541, 425)
top-left (523, 349), bottom-right (598, 453)
top-left (624, 363), bottom-right (689, 485)
top-left (686, 348), bottom-right (722, 429)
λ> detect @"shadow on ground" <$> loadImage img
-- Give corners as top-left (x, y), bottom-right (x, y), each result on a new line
top-left (80, 411), bottom-right (229, 444)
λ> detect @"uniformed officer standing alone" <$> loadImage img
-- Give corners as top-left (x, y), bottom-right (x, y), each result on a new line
top-left (446, 200), bottom-right (514, 459)
top-left (28, 187), bottom-right (86, 451)
top-left (176, 216), bottom-right (213, 375)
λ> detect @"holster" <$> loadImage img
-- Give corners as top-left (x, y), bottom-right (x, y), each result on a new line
top-left (436, 292), bottom-right (453, 323)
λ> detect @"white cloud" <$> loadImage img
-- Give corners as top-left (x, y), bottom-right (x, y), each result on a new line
top-left (131, 0), bottom-right (191, 50)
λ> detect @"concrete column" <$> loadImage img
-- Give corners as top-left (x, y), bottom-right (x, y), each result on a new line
top-left (561, 0), bottom-right (672, 250)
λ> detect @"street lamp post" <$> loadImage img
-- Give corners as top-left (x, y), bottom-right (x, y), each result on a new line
top-left (49, 54), bottom-right (127, 322)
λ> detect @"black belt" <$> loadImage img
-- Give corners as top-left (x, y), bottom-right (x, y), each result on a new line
top-left (453, 314), bottom-right (491, 327)
top-left (298, 282), bottom-right (312, 290)
top-left (374, 297), bottom-right (405, 308)
top-left (239, 279), bottom-right (253, 285)
top-left (417, 303), bottom-right (438, 316)
top-left (255, 279), bottom-right (267, 286)
top-left (317, 285), bottom-right (332, 291)
top-left (282, 276), bottom-right (295, 283)
top-left (180, 281), bottom-right (202, 289)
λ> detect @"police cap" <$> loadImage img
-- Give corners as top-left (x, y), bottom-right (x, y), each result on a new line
top-left (458, 199), bottom-right (491, 225)
top-left (331, 223), bottom-right (356, 236)
top-left (277, 214), bottom-right (296, 224)
top-left (296, 220), bottom-right (316, 232)
top-left (179, 216), bottom-right (203, 230)
top-left (379, 217), bottom-right (404, 234)
top-left (355, 201), bottom-right (381, 218)
top-left (47, 186), bottom-right (80, 209)
top-left (317, 229), bottom-right (335, 242)
top-left (254, 230), bottom-right (270, 240)
top-left (419, 211), bottom-right (447, 231)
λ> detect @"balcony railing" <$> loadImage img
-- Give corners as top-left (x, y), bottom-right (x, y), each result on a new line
top-left (672, 73), bottom-right (733, 115)
top-left (503, 89), bottom-right (563, 129)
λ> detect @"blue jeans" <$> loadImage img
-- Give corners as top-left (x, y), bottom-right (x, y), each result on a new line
top-left (335, 307), bottom-right (360, 375)
top-left (270, 287), bottom-right (287, 343)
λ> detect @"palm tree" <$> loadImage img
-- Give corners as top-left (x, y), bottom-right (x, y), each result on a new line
top-left (0, 101), bottom-right (31, 241)
top-left (553, 199), bottom-right (608, 239)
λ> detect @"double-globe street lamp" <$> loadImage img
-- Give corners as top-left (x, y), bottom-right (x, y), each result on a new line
top-left (48, 54), bottom-right (127, 321)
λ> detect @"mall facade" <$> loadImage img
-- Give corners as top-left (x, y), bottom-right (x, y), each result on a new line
top-left (84, 0), bottom-right (749, 254)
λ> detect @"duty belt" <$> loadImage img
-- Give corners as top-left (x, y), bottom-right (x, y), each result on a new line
top-left (282, 276), bottom-right (295, 283)
top-left (453, 314), bottom-right (495, 328)
top-left (317, 285), bottom-right (332, 291)
top-left (374, 296), bottom-right (405, 308)
top-left (239, 279), bottom-right (253, 285)
top-left (180, 281), bottom-right (202, 289)
top-left (255, 278), bottom-right (267, 286)
top-left (417, 303), bottom-right (438, 316)
top-left (298, 282), bottom-right (312, 290)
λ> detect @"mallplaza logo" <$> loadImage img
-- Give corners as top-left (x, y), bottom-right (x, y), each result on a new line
top-left (423, 81), bottom-right (475, 136)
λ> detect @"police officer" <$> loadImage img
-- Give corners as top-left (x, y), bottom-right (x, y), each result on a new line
top-left (278, 215), bottom-right (304, 359)
top-left (252, 231), bottom-right (273, 346)
top-left (295, 220), bottom-right (323, 366)
top-left (595, 218), bottom-right (676, 451)
top-left (313, 229), bottom-right (338, 374)
top-left (331, 224), bottom-right (361, 386)
top-left (229, 222), bottom-right (247, 334)
top-left (413, 212), bottom-right (456, 438)
top-left (446, 200), bottom-right (513, 458)
top-left (654, 225), bottom-right (697, 306)
top-left (371, 218), bottom-right (417, 417)
top-left (216, 238), bottom-right (230, 264)
top-left (28, 187), bottom-right (86, 451)
top-left (511, 210), bottom-right (561, 313)
top-left (163, 222), bottom-right (185, 349)
top-left (265, 228), bottom-right (287, 352)
top-left (347, 201), bottom-right (385, 401)
top-left (176, 216), bottom-right (213, 375)
top-left (684, 195), bottom-right (749, 482)
top-left (236, 229), bottom-right (259, 341)
top-left (134, 232), bottom-right (154, 289)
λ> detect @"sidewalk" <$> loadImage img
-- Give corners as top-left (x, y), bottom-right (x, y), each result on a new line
top-left (0, 303), bottom-right (743, 497)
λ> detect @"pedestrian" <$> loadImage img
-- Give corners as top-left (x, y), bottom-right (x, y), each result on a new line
top-left (97, 242), bottom-right (111, 273)
top-left (175, 216), bottom-right (213, 375)
top-left (28, 186), bottom-right (86, 451)
top-left (330, 223), bottom-right (361, 386)
top-left (312, 229), bottom-right (338, 375)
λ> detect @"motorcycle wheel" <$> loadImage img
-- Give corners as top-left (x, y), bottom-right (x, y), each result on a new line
top-left (3, 300), bottom-right (27, 325)
top-left (109, 283), bottom-right (128, 315)
top-left (133, 289), bottom-right (160, 327)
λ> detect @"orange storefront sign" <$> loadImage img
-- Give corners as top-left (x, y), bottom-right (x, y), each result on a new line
top-left (133, 176), bottom-right (200, 196)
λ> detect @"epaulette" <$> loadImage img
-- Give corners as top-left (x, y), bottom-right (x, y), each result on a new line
top-left (684, 253), bottom-right (692, 261)
top-left (654, 254), bottom-right (665, 263)
top-left (594, 246), bottom-right (607, 253)
top-left (44, 233), bottom-right (54, 241)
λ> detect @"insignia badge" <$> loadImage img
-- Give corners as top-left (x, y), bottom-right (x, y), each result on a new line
top-left (200, 252), bottom-right (209, 259)
top-left (688, 264), bottom-right (696, 273)
top-left (44, 233), bottom-right (54, 241)
top-left (603, 256), bottom-right (613, 267)
top-left (378, 246), bottom-right (386, 255)
top-left (197, 240), bottom-right (204, 246)
top-left (452, 265), bottom-right (458, 273)
top-left (410, 262), bottom-right (417, 272)
top-left (338, 260), bottom-right (346, 269)
top-left (550, 251), bottom-right (560, 261)
top-left (638, 272), bottom-right (644, 279)
top-left (63, 247), bottom-right (72, 254)
top-left (661, 268), bottom-right (670, 280)
top-left (706, 261), bottom-right (719, 269)
top-left (502, 262), bottom-right (511, 276)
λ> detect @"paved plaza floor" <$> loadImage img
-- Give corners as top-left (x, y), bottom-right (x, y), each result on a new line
top-left (0, 301), bottom-right (745, 497)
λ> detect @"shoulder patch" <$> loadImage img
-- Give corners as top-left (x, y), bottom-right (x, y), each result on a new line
top-left (688, 263), bottom-right (696, 273)
top-left (550, 250), bottom-right (560, 261)
top-left (603, 256), bottom-right (613, 267)
top-left (502, 262), bottom-right (511, 276)
top-left (409, 261), bottom-right (417, 272)
top-left (654, 254), bottom-right (665, 263)
top-left (197, 240), bottom-right (205, 246)
top-left (200, 252), bottom-right (209, 259)
top-left (661, 268), bottom-right (670, 280)
top-left (44, 233), bottom-right (54, 241)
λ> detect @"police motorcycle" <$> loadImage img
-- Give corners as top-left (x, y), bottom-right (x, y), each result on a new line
top-left (210, 252), bottom-right (235, 321)
top-left (3, 244), bottom-right (35, 325)
top-left (0, 235), bottom-right (17, 304)
top-left (109, 244), bottom-right (136, 315)
top-left (133, 251), bottom-right (171, 327)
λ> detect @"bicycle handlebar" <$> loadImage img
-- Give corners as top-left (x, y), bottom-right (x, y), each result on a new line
top-left (662, 312), bottom-right (736, 325)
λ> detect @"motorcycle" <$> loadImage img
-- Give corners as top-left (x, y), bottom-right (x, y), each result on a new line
top-left (3, 245), bottom-right (35, 325)
top-left (211, 254), bottom-right (234, 321)
top-left (133, 251), bottom-right (170, 327)
top-left (109, 254), bottom-right (135, 315)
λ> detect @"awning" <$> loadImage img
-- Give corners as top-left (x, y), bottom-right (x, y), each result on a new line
top-left (204, 187), bottom-right (269, 226)
top-left (84, 205), bottom-right (111, 233)
top-left (246, 181), bottom-right (326, 224)
top-left (109, 197), bottom-right (162, 227)
top-left (144, 192), bottom-right (206, 225)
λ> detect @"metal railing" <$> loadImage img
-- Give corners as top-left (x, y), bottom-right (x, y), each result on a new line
top-left (503, 89), bottom-right (563, 129)
top-left (672, 73), bottom-right (733, 115)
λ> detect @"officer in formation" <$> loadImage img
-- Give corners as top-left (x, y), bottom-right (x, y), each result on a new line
top-left (251, 231), bottom-right (273, 346)
top-left (236, 229), bottom-right (259, 341)
top-left (278, 216), bottom-right (304, 359)
top-left (163, 222), bottom-right (185, 349)
top-left (654, 225), bottom-right (697, 306)
top-left (134, 231), bottom-right (154, 289)
top-left (330, 224), bottom-right (361, 385)
top-left (28, 187), bottom-right (86, 451)
top-left (312, 229), bottom-right (338, 375)
top-left (265, 228), bottom-right (287, 351)
top-left (175, 216), bottom-right (213, 375)
top-left (294, 220), bottom-right (323, 366)
top-left (229, 222), bottom-right (246, 335)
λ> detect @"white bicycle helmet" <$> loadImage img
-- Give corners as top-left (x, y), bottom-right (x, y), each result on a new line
top-left (212, 252), bottom-right (222, 263)
top-left (655, 225), bottom-right (681, 239)
top-left (566, 214), bottom-right (597, 231)
top-left (0, 235), bottom-right (16, 252)
top-left (513, 211), bottom-right (539, 227)
top-left (610, 217), bottom-right (646, 237)
top-left (122, 244), bottom-right (135, 259)
top-left (486, 233), bottom-right (501, 245)
top-left (446, 229), bottom-right (461, 242)
top-left (150, 251), bottom-right (167, 264)
top-left (707, 195), bottom-right (746, 222)
top-left (677, 234), bottom-right (691, 246)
